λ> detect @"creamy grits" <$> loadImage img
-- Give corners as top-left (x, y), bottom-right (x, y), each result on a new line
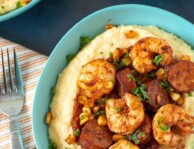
top-left (0, 0), bottom-right (30, 15)
top-left (49, 25), bottom-right (194, 149)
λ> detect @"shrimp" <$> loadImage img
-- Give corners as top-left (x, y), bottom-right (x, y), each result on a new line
top-left (152, 104), bottom-right (194, 148)
top-left (78, 59), bottom-right (115, 100)
top-left (109, 140), bottom-right (140, 149)
top-left (105, 93), bottom-right (145, 135)
top-left (129, 37), bottom-right (173, 74)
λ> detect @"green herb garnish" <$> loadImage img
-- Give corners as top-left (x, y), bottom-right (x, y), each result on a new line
top-left (159, 80), bottom-right (171, 93)
top-left (153, 55), bottom-right (163, 65)
top-left (50, 86), bottom-right (55, 97)
top-left (79, 36), bottom-right (91, 50)
top-left (109, 52), bottom-right (113, 57)
top-left (116, 61), bottom-right (125, 70)
top-left (48, 139), bottom-right (57, 149)
top-left (131, 84), bottom-right (148, 100)
top-left (96, 99), bottom-right (102, 105)
top-left (95, 110), bottom-right (105, 117)
top-left (146, 71), bottom-right (155, 78)
top-left (123, 135), bottom-right (128, 140)
top-left (73, 128), bottom-right (81, 136)
top-left (130, 130), bottom-right (140, 144)
top-left (1, 6), bottom-right (4, 9)
top-left (157, 117), bottom-right (168, 131)
top-left (66, 36), bottom-right (91, 63)
top-left (104, 95), bottom-right (109, 103)
top-left (129, 129), bottom-right (145, 144)
top-left (188, 92), bottom-right (193, 97)
top-left (66, 54), bottom-right (77, 63)
top-left (127, 74), bottom-right (134, 82)
top-left (16, 1), bottom-right (22, 9)
top-left (116, 107), bottom-right (121, 113)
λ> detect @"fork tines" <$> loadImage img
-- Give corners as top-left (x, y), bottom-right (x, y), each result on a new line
top-left (0, 49), bottom-right (23, 94)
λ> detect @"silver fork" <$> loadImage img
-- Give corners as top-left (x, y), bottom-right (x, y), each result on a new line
top-left (0, 49), bottom-right (24, 149)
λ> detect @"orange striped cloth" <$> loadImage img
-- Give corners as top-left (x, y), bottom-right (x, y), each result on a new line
top-left (0, 37), bottom-right (48, 149)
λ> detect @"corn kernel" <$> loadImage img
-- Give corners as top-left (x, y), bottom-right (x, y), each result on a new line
top-left (65, 134), bottom-right (76, 145)
top-left (121, 57), bottom-right (132, 66)
top-left (93, 106), bottom-right (100, 113)
top-left (79, 113), bottom-right (89, 125)
top-left (82, 107), bottom-right (91, 116)
top-left (112, 134), bottom-right (124, 142)
top-left (84, 99), bottom-right (94, 108)
top-left (45, 111), bottom-right (52, 125)
top-left (113, 48), bottom-right (120, 61)
top-left (97, 115), bottom-right (107, 126)
top-left (180, 55), bottom-right (191, 61)
top-left (124, 30), bottom-right (139, 39)
top-left (105, 24), bottom-right (113, 30)
top-left (177, 97), bottom-right (184, 105)
top-left (170, 92), bottom-right (180, 101)
top-left (78, 95), bottom-right (87, 104)
top-left (155, 68), bottom-right (164, 77)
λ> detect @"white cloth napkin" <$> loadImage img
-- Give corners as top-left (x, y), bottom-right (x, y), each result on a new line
top-left (0, 37), bottom-right (48, 149)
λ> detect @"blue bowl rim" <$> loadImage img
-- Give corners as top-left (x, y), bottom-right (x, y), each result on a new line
top-left (32, 3), bottom-right (194, 148)
top-left (0, 0), bottom-right (41, 22)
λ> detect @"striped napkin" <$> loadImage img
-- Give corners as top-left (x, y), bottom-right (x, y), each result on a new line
top-left (0, 37), bottom-right (48, 149)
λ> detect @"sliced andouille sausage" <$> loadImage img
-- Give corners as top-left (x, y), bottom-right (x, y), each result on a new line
top-left (147, 79), bottom-right (169, 110)
top-left (79, 119), bottom-right (113, 149)
top-left (116, 68), bottom-right (137, 97)
top-left (136, 115), bottom-right (152, 145)
top-left (167, 60), bottom-right (194, 92)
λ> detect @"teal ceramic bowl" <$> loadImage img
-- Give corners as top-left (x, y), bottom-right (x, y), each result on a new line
top-left (32, 4), bottom-right (194, 149)
top-left (0, 0), bottom-right (40, 22)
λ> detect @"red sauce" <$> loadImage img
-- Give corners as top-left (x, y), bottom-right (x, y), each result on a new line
top-left (71, 96), bottom-right (83, 131)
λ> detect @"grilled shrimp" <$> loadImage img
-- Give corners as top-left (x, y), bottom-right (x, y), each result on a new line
top-left (78, 59), bottom-right (115, 100)
top-left (129, 37), bottom-right (173, 74)
top-left (106, 93), bottom-right (145, 135)
top-left (153, 104), bottom-right (194, 148)
top-left (109, 140), bottom-right (140, 149)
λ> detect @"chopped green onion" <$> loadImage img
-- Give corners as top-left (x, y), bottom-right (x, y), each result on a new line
top-left (126, 74), bottom-right (134, 82)
top-left (99, 51), bottom-right (103, 55)
top-left (96, 99), bottom-right (102, 105)
top-left (153, 55), bottom-right (163, 65)
top-left (157, 117), bottom-right (168, 131)
top-left (188, 92), bottom-right (193, 97)
top-left (73, 128), bottom-right (81, 136)
top-left (79, 36), bottom-right (91, 50)
top-left (48, 139), bottom-right (57, 149)
top-left (104, 95), bottom-right (109, 103)
top-left (116, 107), bottom-right (121, 113)
top-left (16, 1), bottom-right (22, 9)
top-left (159, 80), bottom-right (171, 93)
top-left (131, 84), bottom-right (148, 100)
top-left (95, 110), bottom-right (105, 117)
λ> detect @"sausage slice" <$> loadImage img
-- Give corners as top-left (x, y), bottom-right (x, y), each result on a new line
top-left (147, 79), bottom-right (169, 110)
top-left (116, 68), bottom-right (136, 97)
top-left (167, 60), bottom-right (194, 92)
top-left (137, 115), bottom-right (152, 145)
top-left (79, 119), bottom-right (113, 149)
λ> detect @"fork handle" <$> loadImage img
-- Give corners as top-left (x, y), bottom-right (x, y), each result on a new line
top-left (9, 116), bottom-right (24, 149)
